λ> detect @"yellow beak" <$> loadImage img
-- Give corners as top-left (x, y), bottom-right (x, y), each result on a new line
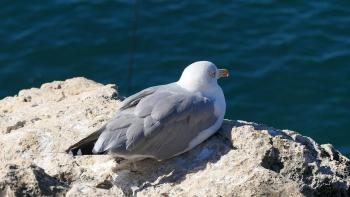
top-left (217, 69), bottom-right (229, 78)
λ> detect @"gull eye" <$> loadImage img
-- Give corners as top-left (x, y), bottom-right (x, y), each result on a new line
top-left (208, 71), bottom-right (216, 78)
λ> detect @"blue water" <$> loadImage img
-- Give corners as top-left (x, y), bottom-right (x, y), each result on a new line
top-left (0, 1), bottom-right (349, 157)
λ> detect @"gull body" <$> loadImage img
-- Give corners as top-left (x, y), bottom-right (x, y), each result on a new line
top-left (67, 61), bottom-right (229, 161)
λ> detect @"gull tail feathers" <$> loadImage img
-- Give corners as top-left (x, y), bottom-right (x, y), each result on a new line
top-left (66, 126), bottom-right (106, 156)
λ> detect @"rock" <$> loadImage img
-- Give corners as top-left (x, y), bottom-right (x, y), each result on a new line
top-left (0, 77), bottom-right (349, 197)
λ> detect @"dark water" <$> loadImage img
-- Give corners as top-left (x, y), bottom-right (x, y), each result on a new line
top-left (0, 1), bottom-right (349, 157)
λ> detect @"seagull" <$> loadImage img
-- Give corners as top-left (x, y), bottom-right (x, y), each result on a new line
top-left (66, 61), bottom-right (229, 161)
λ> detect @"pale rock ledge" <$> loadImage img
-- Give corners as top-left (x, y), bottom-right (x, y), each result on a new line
top-left (0, 77), bottom-right (349, 197)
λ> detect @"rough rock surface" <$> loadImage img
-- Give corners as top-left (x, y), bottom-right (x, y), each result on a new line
top-left (0, 77), bottom-right (349, 197)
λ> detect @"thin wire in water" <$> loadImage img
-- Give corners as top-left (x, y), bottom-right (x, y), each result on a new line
top-left (126, 0), bottom-right (140, 94)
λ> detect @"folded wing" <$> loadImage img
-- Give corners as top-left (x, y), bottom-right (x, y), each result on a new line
top-left (93, 84), bottom-right (218, 160)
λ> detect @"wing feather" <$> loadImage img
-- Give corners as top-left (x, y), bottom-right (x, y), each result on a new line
top-left (118, 86), bottom-right (161, 110)
top-left (124, 92), bottom-right (217, 159)
top-left (91, 84), bottom-right (218, 160)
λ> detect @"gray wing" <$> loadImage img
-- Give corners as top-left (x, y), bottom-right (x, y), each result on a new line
top-left (118, 85), bottom-right (161, 111)
top-left (127, 92), bottom-right (218, 160)
top-left (93, 85), bottom-right (218, 160)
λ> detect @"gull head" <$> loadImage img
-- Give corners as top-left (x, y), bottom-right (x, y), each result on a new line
top-left (177, 61), bottom-right (229, 93)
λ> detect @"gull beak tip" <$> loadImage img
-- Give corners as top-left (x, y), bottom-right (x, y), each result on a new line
top-left (218, 69), bottom-right (229, 78)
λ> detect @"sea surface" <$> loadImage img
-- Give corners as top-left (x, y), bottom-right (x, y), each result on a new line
top-left (0, 1), bottom-right (349, 157)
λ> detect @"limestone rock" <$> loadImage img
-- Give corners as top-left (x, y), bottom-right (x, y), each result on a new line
top-left (0, 77), bottom-right (349, 197)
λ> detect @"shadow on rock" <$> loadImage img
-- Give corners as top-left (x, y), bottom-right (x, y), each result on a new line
top-left (112, 123), bottom-right (235, 196)
top-left (0, 164), bottom-right (67, 196)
